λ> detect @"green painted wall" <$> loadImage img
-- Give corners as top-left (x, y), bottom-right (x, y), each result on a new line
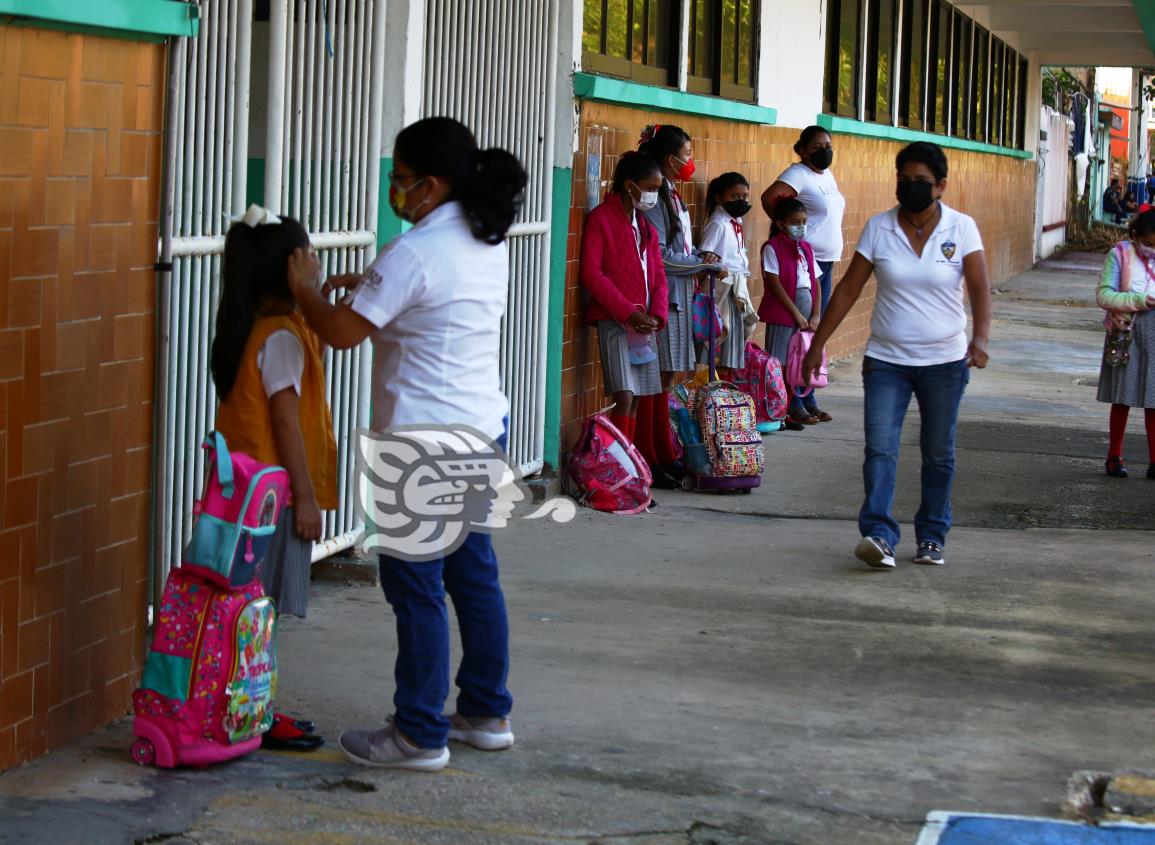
top-left (542, 167), bottom-right (573, 471)
top-left (0, 0), bottom-right (198, 41)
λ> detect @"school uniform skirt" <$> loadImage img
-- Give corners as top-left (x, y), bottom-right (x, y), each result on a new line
top-left (597, 321), bottom-right (662, 396)
top-left (657, 276), bottom-right (698, 373)
top-left (764, 286), bottom-right (813, 366)
top-left (1098, 308), bottom-right (1155, 409)
top-left (261, 506), bottom-right (313, 617)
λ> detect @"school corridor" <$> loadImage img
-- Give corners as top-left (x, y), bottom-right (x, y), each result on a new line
top-left (1, 254), bottom-right (1151, 844)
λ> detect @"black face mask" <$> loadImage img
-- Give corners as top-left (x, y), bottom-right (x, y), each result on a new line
top-left (808, 148), bottom-right (833, 170)
top-left (897, 180), bottom-right (936, 214)
top-left (722, 199), bottom-right (751, 218)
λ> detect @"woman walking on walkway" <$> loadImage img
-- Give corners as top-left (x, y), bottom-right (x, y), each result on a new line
top-left (1096, 207), bottom-right (1155, 478)
top-left (760, 125), bottom-right (846, 314)
top-left (287, 116), bottom-right (526, 770)
top-left (801, 142), bottom-right (991, 570)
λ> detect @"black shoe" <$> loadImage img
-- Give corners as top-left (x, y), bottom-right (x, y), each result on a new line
top-left (783, 418), bottom-right (806, 431)
top-left (1106, 456), bottom-right (1128, 478)
top-left (261, 732), bottom-right (325, 752)
top-left (651, 469), bottom-right (679, 490)
top-left (661, 463), bottom-right (687, 482)
top-left (1148, 463), bottom-right (1155, 480)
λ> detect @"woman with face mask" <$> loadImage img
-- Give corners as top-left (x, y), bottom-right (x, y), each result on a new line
top-left (579, 151), bottom-right (669, 444)
top-left (801, 142), bottom-right (991, 572)
top-left (759, 198), bottom-right (824, 428)
top-left (760, 126), bottom-right (846, 316)
top-left (285, 117), bottom-right (527, 771)
top-left (636, 124), bottom-right (726, 486)
top-left (1096, 207), bottom-right (1155, 479)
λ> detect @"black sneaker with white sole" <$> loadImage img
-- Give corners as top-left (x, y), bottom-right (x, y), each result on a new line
top-left (913, 541), bottom-right (945, 565)
top-left (854, 536), bottom-right (896, 569)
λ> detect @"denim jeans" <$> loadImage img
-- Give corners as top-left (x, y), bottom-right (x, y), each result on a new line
top-left (817, 260), bottom-right (834, 314)
top-left (377, 428), bottom-right (513, 749)
top-left (859, 356), bottom-right (969, 549)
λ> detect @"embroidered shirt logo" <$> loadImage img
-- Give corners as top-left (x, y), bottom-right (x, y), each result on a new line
top-left (941, 240), bottom-right (957, 260)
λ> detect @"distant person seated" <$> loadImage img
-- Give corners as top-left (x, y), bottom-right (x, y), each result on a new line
top-left (1104, 179), bottom-right (1125, 224)
top-left (1124, 190), bottom-right (1140, 219)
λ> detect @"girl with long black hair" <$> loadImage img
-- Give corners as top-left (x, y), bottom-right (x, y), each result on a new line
top-left (636, 124), bottom-right (725, 484)
top-left (212, 205), bottom-right (338, 751)
top-left (286, 117), bottom-right (527, 771)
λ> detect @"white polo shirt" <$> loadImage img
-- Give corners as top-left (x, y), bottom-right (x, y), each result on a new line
top-left (855, 203), bottom-right (983, 367)
top-left (350, 201), bottom-right (510, 440)
top-left (699, 207), bottom-right (751, 277)
top-left (778, 163), bottom-right (846, 263)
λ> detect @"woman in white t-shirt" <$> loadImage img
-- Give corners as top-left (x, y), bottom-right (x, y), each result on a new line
top-left (287, 117), bottom-right (525, 772)
top-left (760, 126), bottom-right (847, 313)
top-left (801, 142), bottom-right (991, 572)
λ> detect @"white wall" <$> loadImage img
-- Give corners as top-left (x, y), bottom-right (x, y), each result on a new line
top-left (757, 0), bottom-right (826, 129)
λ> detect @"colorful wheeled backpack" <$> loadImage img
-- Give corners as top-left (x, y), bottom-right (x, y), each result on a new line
top-left (567, 410), bottom-right (652, 514)
top-left (131, 433), bottom-right (290, 768)
top-left (696, 382), bottom-right (765, 478)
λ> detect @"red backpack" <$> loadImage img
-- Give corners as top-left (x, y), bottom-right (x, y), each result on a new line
top-left (567, 411), bottom-right (652, 514)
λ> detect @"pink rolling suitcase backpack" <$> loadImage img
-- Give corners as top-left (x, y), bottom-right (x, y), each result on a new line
top-left (132, 432), bottom-right (290, 768)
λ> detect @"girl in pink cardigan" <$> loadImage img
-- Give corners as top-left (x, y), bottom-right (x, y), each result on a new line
top-left (580, 152), bottom-right (669, 445)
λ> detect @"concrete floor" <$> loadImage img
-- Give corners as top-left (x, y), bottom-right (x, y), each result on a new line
top-left (2, 253), bottom-right (1154, 845)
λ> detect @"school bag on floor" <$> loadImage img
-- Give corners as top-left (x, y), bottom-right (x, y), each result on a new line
top-left (785, 330), bottom-right (828, 396)
top-left (668, 384), bottom-right (711, 475)
top-left (131, 432), bottom-right (290, 769)
top-left (732, 341), bottom-right (788, 433)
top-left (696, 382), bottom-right (765, 478)
top-left (567, 410), bottom-right (652, 514)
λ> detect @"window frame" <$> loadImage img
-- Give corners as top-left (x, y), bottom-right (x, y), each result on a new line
top-left (971, 23), bottom-right (990, 143)
top-left (582, 0), bottom-right (679, 88)
top-left (865, 0), bottom-right (898, 125)
top-left (824, 0), bottom-right (864, 118)
top-left (687, 0), bottom-right (758, 102)
top-left (926, 0), bottom-right (952, 136)
top-left (898, 0), bottom-right (930, 131)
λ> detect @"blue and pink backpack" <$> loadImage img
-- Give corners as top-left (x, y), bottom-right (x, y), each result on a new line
top-left (132, 433), bottom-right (290, 768)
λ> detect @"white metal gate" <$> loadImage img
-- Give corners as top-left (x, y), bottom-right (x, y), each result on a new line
top-left (421, 0), bottom-right (560, 476)
top-left (154, 0), bottom-right (386, 606)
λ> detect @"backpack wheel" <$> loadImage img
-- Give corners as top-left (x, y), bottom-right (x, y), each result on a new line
top-left (131, 738), bottom-right (156, 767)
top-left (680, 475), bottom-right (695, 492)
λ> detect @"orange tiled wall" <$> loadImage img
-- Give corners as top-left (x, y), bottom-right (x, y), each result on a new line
top-left (0, 26), bottom-right (164, 771)
top-left (559, 101), bottom-right (1036, 454)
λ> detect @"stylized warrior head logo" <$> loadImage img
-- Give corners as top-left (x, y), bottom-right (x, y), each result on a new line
top-left (356, 426), bottom-right (575, 561)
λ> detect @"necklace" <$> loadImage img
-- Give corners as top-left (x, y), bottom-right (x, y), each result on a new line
top-left (902, 203), bottom-right (940, 238)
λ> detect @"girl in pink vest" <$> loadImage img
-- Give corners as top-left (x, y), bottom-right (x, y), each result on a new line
top-left (759, 198), bottom-right (829, 428)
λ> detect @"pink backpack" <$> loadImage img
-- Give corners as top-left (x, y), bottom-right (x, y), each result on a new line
top-left (733, 341), bottom-right (788, 423)
top-left (785, 330), bottom-right (828, 396)
top-left (182, 432), bottom-right (291, 590)
top-left (132, 433), bottom-right (288, 768)
top-left (567, 411), bottom-right (652, 514)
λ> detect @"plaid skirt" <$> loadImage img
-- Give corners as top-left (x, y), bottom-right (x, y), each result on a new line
top-left (657, 276), bottom-right (698, 373)
top-left (597, 321), bottom-right (662, 396)
top-left (1098, 308), bottom-right (1155, 409)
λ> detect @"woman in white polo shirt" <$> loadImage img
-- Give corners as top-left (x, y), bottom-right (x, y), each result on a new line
top-left (286, 117), bottom-right (526, 771)
top-left (802, 142), bottom-right (991, 571)
top-left (760, 125), bottom-right (846, 314)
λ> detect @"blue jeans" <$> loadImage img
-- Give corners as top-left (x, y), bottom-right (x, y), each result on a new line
top-left (377, 430), bottom-right (513, 749)
top-left (859, 356), bottom-right (969, 549)
top-left (817, 260), bottom-right (834, 314)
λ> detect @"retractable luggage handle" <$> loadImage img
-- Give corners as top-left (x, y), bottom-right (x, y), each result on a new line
top-left (706, 272), bottom-right (718, 382)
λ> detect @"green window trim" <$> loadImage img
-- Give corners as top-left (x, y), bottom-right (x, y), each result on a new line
top-left (574, 71), bottom-right (777, 125)
top-left (817, 113), bottom-right (1033, 160)
top-left (1135, 0), bottom-right (1155, 56)
top-left (0, 0), bottom-right (199, 41)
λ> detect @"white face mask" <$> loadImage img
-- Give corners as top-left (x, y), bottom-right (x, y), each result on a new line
top-left (629, 182), bottom-right (659, 212)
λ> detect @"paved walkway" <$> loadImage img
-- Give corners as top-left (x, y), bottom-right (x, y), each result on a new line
top-left (3, 253), bottom-right (1154, 845)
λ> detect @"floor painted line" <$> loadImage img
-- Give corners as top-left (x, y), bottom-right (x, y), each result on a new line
top-left (917, 811), bottom-right (1155, 844)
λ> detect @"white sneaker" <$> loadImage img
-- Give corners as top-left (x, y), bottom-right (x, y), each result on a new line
top-left (338, 724), bottom-right (449, 771)
top-left (855, 536), bottom-right (896, 570)
top-left (447, 714), bottom-right (515, 751)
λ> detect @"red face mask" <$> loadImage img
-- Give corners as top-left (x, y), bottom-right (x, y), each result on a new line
top-left (673, 155), bottom-right (695, 182)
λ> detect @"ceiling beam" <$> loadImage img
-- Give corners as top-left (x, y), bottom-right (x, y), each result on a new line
top-left (1036, 49), bottom-right (1155, 66)
top-left (986, 6), bottom-right (1141, 33)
